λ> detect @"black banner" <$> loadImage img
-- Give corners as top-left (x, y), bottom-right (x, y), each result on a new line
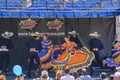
top-left (0, 18), bottom-right (115, 70)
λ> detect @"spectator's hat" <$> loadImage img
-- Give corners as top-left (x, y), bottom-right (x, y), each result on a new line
top-left (41, 70), bottom-right (48, 77)
top-left (100, 72), bottom-right (107, 77)
top-left (89, 31), bottom-right (100, 37)
top-left (30, 32), bottom-right (41, 37)
top-left (1, 31), bottom-right (14, 37)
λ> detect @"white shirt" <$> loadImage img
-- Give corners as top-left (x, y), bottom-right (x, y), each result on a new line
top-left (61, 75), bottom-right (75, 80)
top-left (80, 75), bottom-right (92, 80)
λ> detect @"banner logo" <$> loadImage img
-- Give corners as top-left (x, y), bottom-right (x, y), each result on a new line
top-left (47, 19), bottom-right (63, 30)
top-left (19, 18), bottom-right (37, 30)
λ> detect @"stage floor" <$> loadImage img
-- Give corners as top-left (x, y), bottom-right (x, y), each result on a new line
top-left (6, 67), bottom-right (115, 80)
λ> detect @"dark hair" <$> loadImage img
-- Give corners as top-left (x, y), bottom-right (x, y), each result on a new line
top-left (33, 36), bottom-right (38, 38)
top-left (64, 68), bottom-right (70, 74)
top-left (43, 34), bottom-right (48, 37)
top-left (42, 75), bottom-right (48, 78)
top-left (72, 72), bottom-right (79, 79)
top-left (109, 75), bottom-right (114, 80)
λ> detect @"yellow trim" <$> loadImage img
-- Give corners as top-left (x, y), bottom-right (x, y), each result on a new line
top-left (66, 51), bottom-right (95, 70)
top-left (82, 46), bottom-right (91, 53)
top-left (51, 47), bottom-right (95, 70)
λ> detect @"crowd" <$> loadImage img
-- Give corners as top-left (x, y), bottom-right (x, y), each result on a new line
top-left (32, 67), bottom-right (120, 80)
top-left (0, 67), bottom-right (120, 80)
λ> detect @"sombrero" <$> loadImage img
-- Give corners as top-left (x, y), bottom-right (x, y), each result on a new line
top-left (1, 31), bottom-right (14, 37)
top-left (68, 30), bottom-right (76, 34)
top-left (89, 31), bottom-right (100, 37)
top-left (30, 32), bottom-right (41, 37)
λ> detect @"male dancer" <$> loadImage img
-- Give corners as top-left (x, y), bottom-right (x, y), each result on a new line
top-left (0, 31), bottom-right (14, 74)
top-left (68, 30), bottom-right (82, 48)
top-left (26, 32), bottom-right (41, 78)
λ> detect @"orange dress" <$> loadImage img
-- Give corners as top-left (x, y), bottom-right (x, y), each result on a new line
top-left (51, 41), bottom-right (95, 70)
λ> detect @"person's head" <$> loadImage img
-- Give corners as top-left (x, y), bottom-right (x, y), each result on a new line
top-left (15, 76), bottom-right (24, 80)
top-left (109, 75), bottom-right (114, 80)
top-left (81, 68), bottom-right (87, 75)
top-left (114, 42), bottom-right (120, 48)
top-left (56, 70), bottom-right (62, 80)
top-left (1, 31), bottom-right (13, 39)
top-left (0, 75), bottom-right (6, 80)
top-left (34, 36), bottom-right (40, 40)
top-left (116, 67), bottom-right (120, 72)
top-left (31, 32), bottom-right (40, 40)
top-left (43, 34), bottom-right (48, 40)
top-left (64, 37), bottom-right (69, 42)
top-left (115, 35), bottom-right (118, 40)
top-left (4, 34), bottom-right (9, 39)
top-left (72, 71), bottom-right (79, 79)
top-left (100, 72), bottom-right (107, 79)
top-left (64, 68), bottom-right (70, 74)
top-left (113, 72), bottom-right (120, 80)
top-left (41, 70), bottom-right (49, 79)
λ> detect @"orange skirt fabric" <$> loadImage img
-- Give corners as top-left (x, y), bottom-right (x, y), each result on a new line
top-left (51, 47), bottom-right (95, 70)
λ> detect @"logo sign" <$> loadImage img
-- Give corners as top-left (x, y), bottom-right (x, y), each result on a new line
top-left (47, 19), bottom-right (63, 30)
top-left (19, 18), bottom-right (37, 30)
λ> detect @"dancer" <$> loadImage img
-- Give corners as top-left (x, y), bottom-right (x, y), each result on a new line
top-left (51, 37), bottom-right (94, 70)
top-left (39, 34), bottom-right (55, 70)
top-left (0, 31), bottom-right (14, 74)
top-left (68, 30), bottom-right (82, 48)
top-left (89, 31), bottom-right (104, 65)
top-left (26, 32), bottom-right (41, 78)
top-left (111, 35), bottom-right (119, 54)
top-left (104, 40), bottom-right (120, 67)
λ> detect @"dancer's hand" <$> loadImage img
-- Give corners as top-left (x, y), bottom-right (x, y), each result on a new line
top-left (93, 48), bottom-right (98, 51)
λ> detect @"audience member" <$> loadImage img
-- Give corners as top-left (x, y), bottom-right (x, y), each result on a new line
top-left (55, 70), bottom-right (62, 80)
top-left (15, 76), bottom-right (24, 80)
top-left (80, 68), bottom-right (92, 80)
top-left (112, 71), bottom-right (120, 80)
top-left (99, 72), bottom-right (108, 80)
top-left (116, 67), bottom-right (120, 72)
top-left (109, 75), bottom-right (114, 80)
top-left (33, 70), bottom-right (50, 80)
top-left (0, 75), bottom-right (6, 80)
top-left (61, 68), bottom-right (75, 80)
top-left (72, 71), bottom-right (81, 80)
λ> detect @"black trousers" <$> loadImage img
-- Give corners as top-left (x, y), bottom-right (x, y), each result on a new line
top-left (27, 52), bottom-right (40, 77)
top-left (0, 51), bottom-right (10, 72)
top-left (93, 51), bottom-right (103, 66)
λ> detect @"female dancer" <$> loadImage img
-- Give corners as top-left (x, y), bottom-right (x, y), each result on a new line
top-left (104, 41), bottom-right (120, 67)
top-left (39, 34), bottom-right (58, 70)
top-left (51, 37), bottom-right (95, 70)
